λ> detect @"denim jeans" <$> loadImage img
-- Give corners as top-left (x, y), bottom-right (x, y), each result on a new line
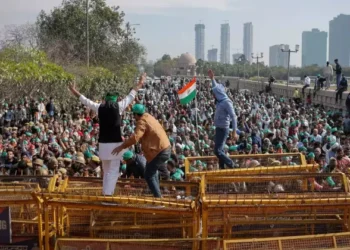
top-left (144, 147), bottom-right (171, 197)
top-left (214, 127), bottom-right (234, 169)
top-left (336, 74), bottom-right (342, 88)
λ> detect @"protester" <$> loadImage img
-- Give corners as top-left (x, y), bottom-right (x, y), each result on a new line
top-left (67, 73), bottom-right (146, 195)
top-left (336, 74), bottom-right (348, 104)
top-left (111, 104), bottom-right (171, 198)
top-left (121, 150), bottom-right (146, 179)
top-left (314, 75), bottom-right (327, 98)
top-left (323, 61), bottom-right (333, 90)
top-left (334, 59), bottom-right (342, 88)
top-left (302, 75), bottom-right (311, 97)
top-left (208, 69), bottom-right (238, 169)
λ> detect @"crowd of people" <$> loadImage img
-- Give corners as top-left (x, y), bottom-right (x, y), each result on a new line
top-left (1, 68), bottom-right (350, 195)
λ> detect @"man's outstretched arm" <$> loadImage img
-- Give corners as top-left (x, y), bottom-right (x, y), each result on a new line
top-left (68, 81), bottom-right (100, 112)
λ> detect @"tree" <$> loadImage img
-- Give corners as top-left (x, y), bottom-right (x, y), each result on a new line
top-left (161, 54), bottom-right (171, 61)
top-left (196, 59), bottom-right (204, 75)
top-left (0, 47), bottom-right (74, 104)
top-left (153, 54), bottom-right (176, 76)
top-left (36, 0), bottom-right (145, 69)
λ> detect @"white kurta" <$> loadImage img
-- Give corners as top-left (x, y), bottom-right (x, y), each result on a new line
top-left (79, 90), bottom-right (137, 160)
top-left (79, 90), bottom-right (137, 195)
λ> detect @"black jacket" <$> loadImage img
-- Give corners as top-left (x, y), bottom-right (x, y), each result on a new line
top-left (335, 64), bottom-right (342, 74)
top-left (98, 101), bottom-right (122, 143)
top-left (340, 78), bottom-right (348, 88)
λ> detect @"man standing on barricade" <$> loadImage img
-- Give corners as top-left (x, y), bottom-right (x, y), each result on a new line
top-left (208, 69), bottom-right (238, 169)
top-left (68, 73), bottom-right (146, 195)
top-left (111, 104), bottom-right (171, 198)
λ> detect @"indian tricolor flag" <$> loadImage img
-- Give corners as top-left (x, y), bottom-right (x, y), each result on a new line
top-left (178, 77), bottom-right (196, 105)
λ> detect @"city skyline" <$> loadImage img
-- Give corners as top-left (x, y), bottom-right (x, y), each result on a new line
top-left (1, 0), bottom-right (350, 67)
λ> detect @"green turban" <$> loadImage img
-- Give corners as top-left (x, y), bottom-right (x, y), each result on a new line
top-left (105, 93), bottom-right (119, 102)
top-left (132, 104), bottom-right (145, 115)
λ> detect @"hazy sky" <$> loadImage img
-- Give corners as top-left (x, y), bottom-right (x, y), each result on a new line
top-left (1, 0), bottom-right (350, 66)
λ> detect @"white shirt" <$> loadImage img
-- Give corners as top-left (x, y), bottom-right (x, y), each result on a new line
top-left (79, 90), bottom-right (137, 114)
top-left (323, 65), bottom-right (334, 76)
top-left (304, 77), bottom-right (311, 86)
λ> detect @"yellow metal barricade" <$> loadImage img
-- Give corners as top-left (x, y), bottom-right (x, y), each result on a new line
top-left (54, 238), bottom-right (222, 250)
top-left (200, 172), bottom-right (350, 249)
top-left (60, 178), bottom-right (199, 199)
top-left (223, 231), bottom-right (350, 250)
top-left (0, 176), bottom-right (59, 250)
top-left (185, 153), bottom-right (317, 179)
top-left (39, 192), bottom-right (201, 250)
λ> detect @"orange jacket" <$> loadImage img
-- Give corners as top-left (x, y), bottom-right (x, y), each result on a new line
top-left (122, 113), bottom-right (170, 162)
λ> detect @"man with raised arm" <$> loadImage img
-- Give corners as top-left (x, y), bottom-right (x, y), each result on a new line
top-left (68, 73), bottom-right (146, 195)
top-left (208, 69), bottom-right (238, 169)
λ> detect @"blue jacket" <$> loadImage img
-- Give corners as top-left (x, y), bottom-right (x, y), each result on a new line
top-left (212, 79), bottom-right (237, 130)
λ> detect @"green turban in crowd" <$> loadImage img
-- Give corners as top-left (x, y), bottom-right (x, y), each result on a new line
top-left (123, 151), bottom-right (134, 161)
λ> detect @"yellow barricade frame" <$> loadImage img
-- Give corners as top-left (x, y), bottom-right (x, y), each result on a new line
top-left (223, 231), bottom-right (350, 250)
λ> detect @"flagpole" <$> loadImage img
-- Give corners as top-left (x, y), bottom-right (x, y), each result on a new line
top-left (194, 79), bottom-right (201, 156)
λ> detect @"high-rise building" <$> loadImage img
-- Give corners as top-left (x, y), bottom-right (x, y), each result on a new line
top-left (208, 48), bottom-right (218, 62)
top-left (195, 24), bottom-right (205, 61)
top-left (302, 28), bottom-right (327, 67)
top-left (329, 14), bottom-right (350, 66)
top-left (243, 22), bottom-right (253, 64)
top-left (220, 23), bottom-right (230, 64)
top-left (232, 53), bottom-right (243, 64)
top-left (269, 44), bottom-right (289, 68)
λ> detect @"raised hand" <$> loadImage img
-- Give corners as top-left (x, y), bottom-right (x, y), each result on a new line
top-left (68, 80), bottom-right (81, 98)
top-left (68, 81), bottom-right (76, 92)
top-left (136, 73), bottom-right (147, 90)
top-left (208, 69), bottom-right (214, 80)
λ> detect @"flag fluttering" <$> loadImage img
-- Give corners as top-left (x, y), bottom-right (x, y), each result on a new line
top-left (178, 77), bottom-right (196, 105)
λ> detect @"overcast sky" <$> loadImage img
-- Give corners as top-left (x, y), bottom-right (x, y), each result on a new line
top-left (1, 0), bottom-right (350, 66)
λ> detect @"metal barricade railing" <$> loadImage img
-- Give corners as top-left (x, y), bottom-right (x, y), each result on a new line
top-left (200, 172), bottom-right (350, 249)
top-left (54, 238), bottom-right (222, 250)
top-left (37, 193), bottom-right (200, 250)
top-left (223, 231), bottom-right (350, 250)
top-left (201, 173), bottom-right (349, 202)
top-left (184, 153), bottom-right (315, 179)
top-left (59, 178), bottom-right (199, 199)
